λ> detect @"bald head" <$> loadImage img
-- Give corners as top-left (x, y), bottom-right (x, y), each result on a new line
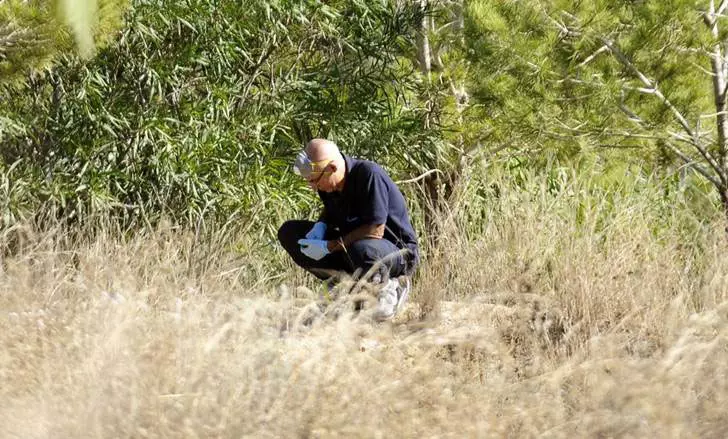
top-left (302, 138), bottom-right (346, 192)
top-left (305, 138), bottom-right (340, 162)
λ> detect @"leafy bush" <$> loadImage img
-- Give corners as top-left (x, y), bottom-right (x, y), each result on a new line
top-left (1, 0), bottom-right (438, 228)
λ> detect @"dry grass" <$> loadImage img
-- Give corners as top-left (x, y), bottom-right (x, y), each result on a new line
top-left (2, 173), bottom-right (728, 438)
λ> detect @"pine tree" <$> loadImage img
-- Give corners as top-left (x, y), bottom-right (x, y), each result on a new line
top-left (465, 0), bottom-right (728, 223)
top-left (0, 0), bottom-right (127, 85)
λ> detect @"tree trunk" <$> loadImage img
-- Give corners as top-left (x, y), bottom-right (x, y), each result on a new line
top-left (706, 2), bottom-right (728, 234)
top-left (707, 5), bottom-right (728, 177)
top-left (452, 0), bottom-right (464, 36)
top-left (720, 185), bottom-right (728, 233)
top-left (416, 0), bottom-right (431, 74)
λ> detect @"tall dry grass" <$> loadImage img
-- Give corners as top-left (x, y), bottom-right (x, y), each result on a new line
top-left (2, 168), bottom-right (728, 438)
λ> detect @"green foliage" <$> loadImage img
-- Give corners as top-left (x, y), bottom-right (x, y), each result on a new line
top-left (0, 0), bottom-right (127, 84)
top-left (3, 0), bottom-right (728, 235)
top-left (0, 1), bottom-right (68, 83)
top-left (1, 0), bottom-right (434, 229)
top-left (463, 0), bottom-right (721, 176)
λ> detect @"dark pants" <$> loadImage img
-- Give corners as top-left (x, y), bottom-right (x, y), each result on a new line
top-left (277, 220), bottom-right (416, 282)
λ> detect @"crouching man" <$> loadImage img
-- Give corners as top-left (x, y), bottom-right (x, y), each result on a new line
top-left (277, 138), bottom-right (420, 321)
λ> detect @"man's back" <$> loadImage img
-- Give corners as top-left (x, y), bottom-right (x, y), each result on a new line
top-left (318, 155), bottom-right (418, 253)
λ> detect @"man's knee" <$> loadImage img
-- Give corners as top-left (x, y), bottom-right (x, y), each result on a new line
top-left (278, 220), bottom-right (305, 252)
top-left (277, 220), bottom-right (292, 244)
top-left (348, 239), bottom-right (400, 269)
top-left (348, 239), bottom-right (376, 260)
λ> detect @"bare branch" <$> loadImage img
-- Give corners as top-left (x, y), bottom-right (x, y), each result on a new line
top-left (705, 0), bottom-right (719, 26)
top-left (396, 169), bottom-right (444, 185)
top-left (699, 111), bottom-right (728, 118)
top-left (577, 45), bottom-right (608, 68)
top-left (597, 132), bottom-right (667, 140)
top-left (618, 90), bottom-right (644, 124)
top-left (718, 0), bottom-right (728, 18)
top-left (691, 61), bottom-right (718, 77)
top-left (668, 130), bottom-right (727, 181)
top-left (594, 144), bottom-right (649, 149)
top-left (602, 38), bottom-right (697, 138)
top-left (553, 118), bottom-right (587, 132)
top-left (603, 37), bottom-right (727, 183)
top-left (664, 142), bottom-right (723, 187)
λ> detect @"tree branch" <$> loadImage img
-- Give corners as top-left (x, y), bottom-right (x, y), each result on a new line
top-left (668, 130), bottom-right (727, 181)
top-left (719, 0), bottom-right (728, 16)
top-left (664, 141), bottom-right (723, 187)
top-left (603, 38), bottom-right (695, 138)
top-left (415, 0), bottom-right (431, 74)
top-left (603, 37), bottom-right (727, 184)
top-left (396, 169), bottom-right (444, 185)
top-left (704, 2), bottom-right (728, 179)
top-left (691, 60), bottom-right (718, 77)
top-left (577, 45), bottom-right (608, 68)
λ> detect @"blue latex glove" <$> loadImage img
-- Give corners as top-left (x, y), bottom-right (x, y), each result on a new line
top-left (305, 222), bottom-right (327, 240)
top-left (298, 239), bottom-right (330, 261)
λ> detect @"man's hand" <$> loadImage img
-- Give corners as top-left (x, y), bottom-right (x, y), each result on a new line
top-left (298, 239), bottom-right (330, 261)
top-left (305, 222), bottom-right (327, 240)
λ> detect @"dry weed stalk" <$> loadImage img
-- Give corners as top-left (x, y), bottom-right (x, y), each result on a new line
top-left (2, 174), bottom-right (728, 436)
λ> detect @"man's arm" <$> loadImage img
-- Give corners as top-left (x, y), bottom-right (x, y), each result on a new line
top-left (327, 223), bottom-right (384, 252)
top-left (318, 205), bottom-right (329, 223)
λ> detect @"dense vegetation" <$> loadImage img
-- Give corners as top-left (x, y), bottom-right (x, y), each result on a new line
top-left (4, 0), bottom-right (726, 232)
top-left (2, 1), bottom-right (728, 436)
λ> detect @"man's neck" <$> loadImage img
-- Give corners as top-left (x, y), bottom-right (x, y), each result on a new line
top-left (334, 156), bottom-right (348, 192)
top-left (334, 174), bottom-right (346, 192)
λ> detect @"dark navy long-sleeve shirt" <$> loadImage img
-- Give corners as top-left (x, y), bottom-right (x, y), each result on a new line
top-left (318, 154), bottom-right (418, 254)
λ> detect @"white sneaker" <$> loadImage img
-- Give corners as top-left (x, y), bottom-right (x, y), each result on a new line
top-left (373, 276), bottom-right (411, 322)
top-left (373, 279), bottom-right (399, 322)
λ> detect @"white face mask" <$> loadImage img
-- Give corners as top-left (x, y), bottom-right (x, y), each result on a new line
top-left (292, 151), bottom-right (335, 179)
top-left (292, 151), bottom-right (314, 178)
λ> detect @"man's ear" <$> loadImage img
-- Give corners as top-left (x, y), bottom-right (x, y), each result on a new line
top-left (328, 161), bottom-right (339, 173)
